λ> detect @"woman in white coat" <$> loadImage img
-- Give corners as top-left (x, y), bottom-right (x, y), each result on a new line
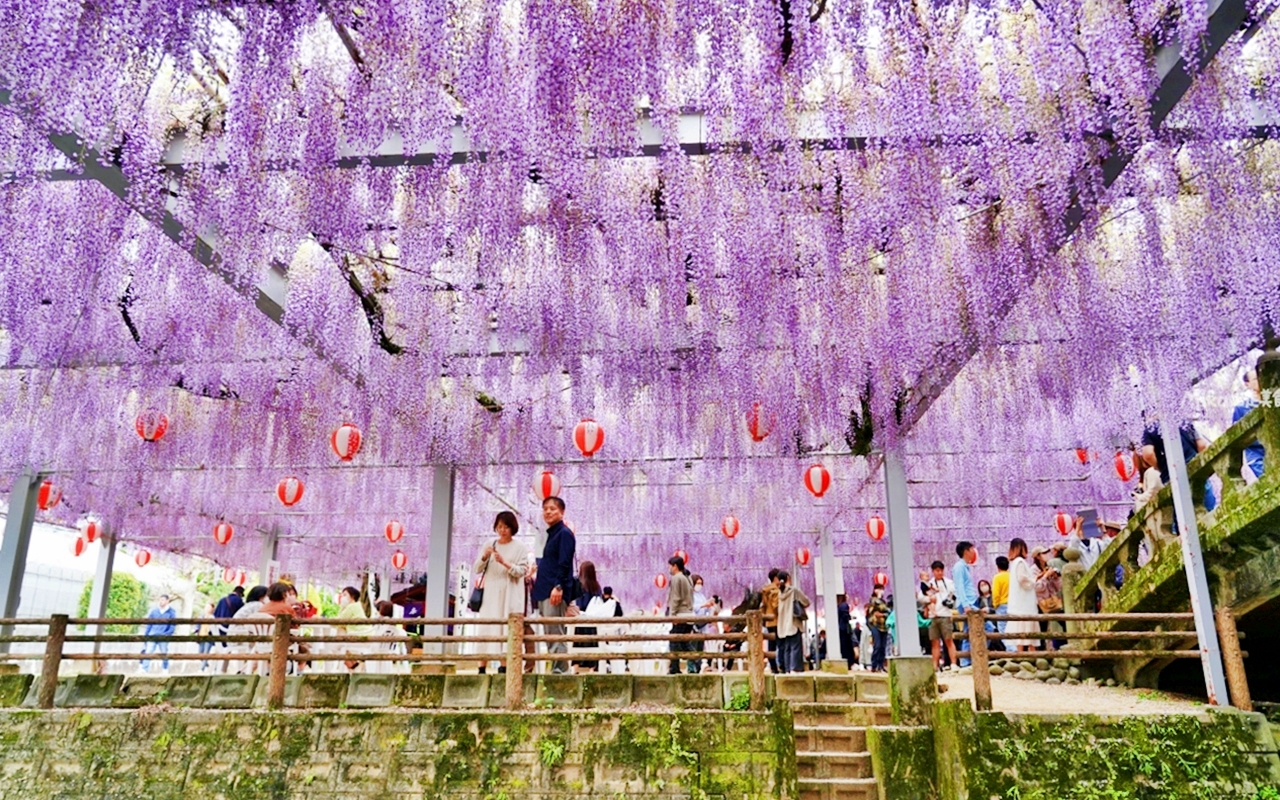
top-left (471, 511), bottom-right (531, 673)
top-left (1004, 538), bottom-right (1039, 652)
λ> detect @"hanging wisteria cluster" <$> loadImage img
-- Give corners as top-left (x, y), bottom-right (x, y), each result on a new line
top-left (0, 0), bottom-right (1276, 586)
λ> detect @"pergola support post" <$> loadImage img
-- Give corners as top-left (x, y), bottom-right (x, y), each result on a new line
top-left (1162, 425), bottom-right (1229, 705)
top-left (89, 532), bottom-right (118, 658)
top-left (424, 464), bottom-right (455, 654)
top-left (0, 468), bottom-right (39, 653)
top-left (259, 528), bottom-right (279, 586)
top-left (818, 526), bottom-right (839, 650)
top-left (883, 451), bottom-right (922, 657)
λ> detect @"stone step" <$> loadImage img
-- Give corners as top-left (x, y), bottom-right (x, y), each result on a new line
top-left (798, 777), bottom-right (879, 800)
top-left (790, 701), bottom-right (892, 728)
top-left (792, 724), bottom-right (868, 753)
top-left (796, 750), bottom-right (873, 780)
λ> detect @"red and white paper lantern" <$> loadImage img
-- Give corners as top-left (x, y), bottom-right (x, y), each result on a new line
top-left (391, 550), bottom-right (408, 570)
top-left (222, 567), bottom-right (237, 584)
top-left (795, 547), bottom-right (811, 566)
top-left (1054, 510), bottom-right (1074, 537)
top-left (534, 469), bottom-right (561, 500)
top-left (672, 549), bottom-right (689, 566)
top-left (330, 422), bottom-right (362, 461)
top-left (80, 518), bottom-right (102, 544)
top-left (36, 478), bottom-right (61, 511)
top-left (803, 464), bottom-right (831, 498)
top-left (134, 550), bottom-right (152, 568)
top-left (721, 515), bottom-right (740, 539)
top-left (135, 410), bottom-right (169, 442)
top-left (654, 573), bottom-right (669, 589)
top-left (874, 571), bottom-right (889, 587)
top-left (866, 515), bottom-right (886, 541)
top-left (213, 522), bottom-right (234, 545)
top-left (573, 418), bottom-right (605, 458)
top-left (1075, 447), bottom-right (1090, 465)
top-left (745, 402), bottom-right (776, 443)
top-left (276, 476), bottom-right (305, 507)
top-left (385, 520), bottom-right (405, 544)
top-left (1114, 451), bottom-right (1136, 482)
top-left (72, 537), bottom-right (87, 557)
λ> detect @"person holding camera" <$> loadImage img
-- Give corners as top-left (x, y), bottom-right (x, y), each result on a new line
top-left (920, 560), bottom-right (960, 672)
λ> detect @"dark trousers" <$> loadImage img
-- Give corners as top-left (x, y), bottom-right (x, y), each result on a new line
top-left (777, 633), bottom-right (803, 673)
top-left (766, 626), bottom-right (779, 673)
top-left (870, 626), bottom-right (888, 671)
top-left (668, 623), bottom-right (701, 674)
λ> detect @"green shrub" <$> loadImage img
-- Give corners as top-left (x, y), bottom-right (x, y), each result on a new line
top-left (77, 572), bottom-right (149, 632)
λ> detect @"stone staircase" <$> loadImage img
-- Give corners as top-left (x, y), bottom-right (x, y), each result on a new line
top-left (793, 700), bottom-right (890, 800)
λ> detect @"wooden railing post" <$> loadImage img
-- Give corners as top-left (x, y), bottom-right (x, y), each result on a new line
top-left (37, 614), bottom-right (67, 709)
top-left (966, 609), bottom-right (992, 712)
top-left (506, 613), bottom-right (524, 710)
top-left (1215, 606), bottom-right (1252, 712)
top-left (267, 614), bottom-right (291, 709)
top-left (746, 610), bottom-right (766, 711)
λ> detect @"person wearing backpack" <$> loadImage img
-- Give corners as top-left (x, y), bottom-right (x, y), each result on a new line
top-left (775, 570), bottom-right (810, 674)
top-left (531, 496), bottom-right (577, 674)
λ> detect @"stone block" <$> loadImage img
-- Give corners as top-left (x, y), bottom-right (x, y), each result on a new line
top-left (442, 674), bottom-right (490, 708)
top-left (820, 659), bottom-right (850, 674)
top-left (632, 675), bottom-right (676, 705)
top-left (774, 675), bottom-right (815, 703)
top-left (857, 672), bottom-right (890, 703)
top-left (202, 675), bottom-right (254, 706)
top-left (298, 674), bottom-right (349, 708)
top-left (536, 674), bottom-right (583, 708)
top-left (0, 674), bottom-right (33, 707)
top-left (250, 675), bottom-right (299, 707)
top-left (113, 677), bottom-right (169, 707)
top-left (487, 674), bottom-right (536, 708)
top-left (346, 674), bottom-right (397, 708)
top-left (674, 674), bottom-right (722, 709)
top-left (392, 675), bottom-right (444, 707)
top-left (23, 676), bottom-right (70, 707)
top-left (814, 674), bottom-right (857, 704)
top-left (167, 675), bottom-right (211, 706)
top-left (722, 673), bottom-right (773, 708)
top-left (582, 674), bottom-right (632, 709)
top-left (62, 674), bottom-right (123, 707)
top-left (888, 656), bottom-right (937, 725)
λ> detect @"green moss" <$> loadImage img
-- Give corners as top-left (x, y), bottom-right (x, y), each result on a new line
top-left (867, 726), bottom-right (936, 800)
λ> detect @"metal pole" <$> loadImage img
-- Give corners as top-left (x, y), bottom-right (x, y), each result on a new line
top-left (424, 464), bottom-right (456, 654)
top-left (0, 468), bottom-right (39, 653)
top-left (1161, 425), bottom-right (1229, 705)
top-left (818, 527), bottom-right (838, 660)
top-left (883, 451), bottom-right (923, 657)
top-left (89, 533), bottom-right (118, 657)
top-left (258, 528), bottom-right (279, 586)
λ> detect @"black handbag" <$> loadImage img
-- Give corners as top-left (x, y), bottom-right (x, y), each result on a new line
top-left (793, 599), bottom-right (808, 622)
top-left (467, 544), bottom-right (494, 613)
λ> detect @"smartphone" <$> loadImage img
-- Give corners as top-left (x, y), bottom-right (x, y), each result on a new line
top-left (1078, 509), bottom-right (1101, 539)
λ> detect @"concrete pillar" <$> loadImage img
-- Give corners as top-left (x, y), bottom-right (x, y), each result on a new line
top-left (424, 464), bottom-right (455, 654)
top-left (88, 533), bottom-right (118, 656)
top-left (818, 527), bottom-right (839, 642)
top-left (0, 468), bottom-right (39, 652)
top-left (259, 528), bottom-right (279, 585)
top-left (1162, 425), bottom-right (1229, 705)
top-left (883, 451), bottom-right (923, 657)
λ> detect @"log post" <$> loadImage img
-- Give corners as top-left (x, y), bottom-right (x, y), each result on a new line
top-left (747, 610), bottom-right (766, 711)
top-left (37, 614), bottom-right (67, 709)
top-left (967, 609), bottom-right (992, 712)
top-left (1215, 606), bottom-right (1252, 712)
top-left (267, 614), bottom-right (291, 710)
top-left (506, 613), bottom-right (524, 710)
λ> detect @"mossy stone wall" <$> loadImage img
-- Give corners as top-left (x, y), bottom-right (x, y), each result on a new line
top-left (0, 706), bottom-right (795, 799)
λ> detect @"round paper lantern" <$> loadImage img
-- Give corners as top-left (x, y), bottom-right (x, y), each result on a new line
top-left (874, 571), bottom-right (889, 587)
top-left (534, 469), bottom-right (561, 500)
top-left (330, 422), bottom-right (362, 461)
top-left (1054, 510), bottom-right (1074, 537)
top-left (803, 464), bottom-right (831, 498)
top-left (72, 537), bottom-right (87, 557)
top-left (276, 476), bottom-right (305, 507)
top-left (80, 518), bottom-right (102, 544)
top-left (1114, 451), bottom-right (1136, 482)
top-left (795, 547), bottom-right (811, 566)
top-left (866, 515), bottom-right (886, 541)
top-left (135, 550), bottom-right (152, 568)
top-left (721, 515), bottom-right (740, 539)
top-left (213, 522), bottom-right (234, 545)
top-left (391, 550), bottom-right (408, 570)
top-left (1075, 447), bottom-right (1090, 465)
top-left (135, 410), bottom-right (169, 442)
top-left (573, 418), bottom-right (605, 458)
top-left (745, 402), bottom-right (776, 442)
top-left (222, 567), bottom-right (237, 583)
top-left (36, 478), bottom-right (61, 511)
top-left (385, 520), bottom-right (404, 544)
top-left (654, 573), bottom-right (669, 589)
top-left (673, 549), bottom-right (689, 566)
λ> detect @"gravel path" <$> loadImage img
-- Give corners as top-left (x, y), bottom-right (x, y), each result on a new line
top-left (936, 672), bottom-right (1207, 715)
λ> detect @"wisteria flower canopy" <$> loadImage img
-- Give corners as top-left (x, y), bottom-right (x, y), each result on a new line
top-left (0, 0), bottom-right (1276, 588)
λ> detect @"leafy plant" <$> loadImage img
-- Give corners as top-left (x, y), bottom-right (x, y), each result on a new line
top-left (537, 736), bottom-right (566, 769)
top-left (725, 684), bottom-right (751, 711)
top-left (77, 573), bottom-right (149, 632)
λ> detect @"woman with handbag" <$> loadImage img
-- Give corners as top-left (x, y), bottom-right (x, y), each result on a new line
top-left (1005, 539), bottom-right (1039, 652)
top-left (470, 511), bottom-right (531, 674)
top-left (775, 570), bottom-right (810, 674)
top-left (1033, 547), bottom-right (1064, 651)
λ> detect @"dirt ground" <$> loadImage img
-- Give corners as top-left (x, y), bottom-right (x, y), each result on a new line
top-left (936, 671), bottom-right (1208, 715)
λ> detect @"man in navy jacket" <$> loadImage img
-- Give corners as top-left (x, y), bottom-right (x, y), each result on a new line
top-left (532, 496), bottom-right (576, 673)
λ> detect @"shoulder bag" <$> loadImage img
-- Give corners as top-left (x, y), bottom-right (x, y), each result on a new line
top-left (467, 541), bottom-right (495, 613)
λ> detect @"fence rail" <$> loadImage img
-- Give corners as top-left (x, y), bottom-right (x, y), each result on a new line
top-left (0, 611), bottom-right (771, 711)
top-left (958, 608), bottom-right (1251, 712)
